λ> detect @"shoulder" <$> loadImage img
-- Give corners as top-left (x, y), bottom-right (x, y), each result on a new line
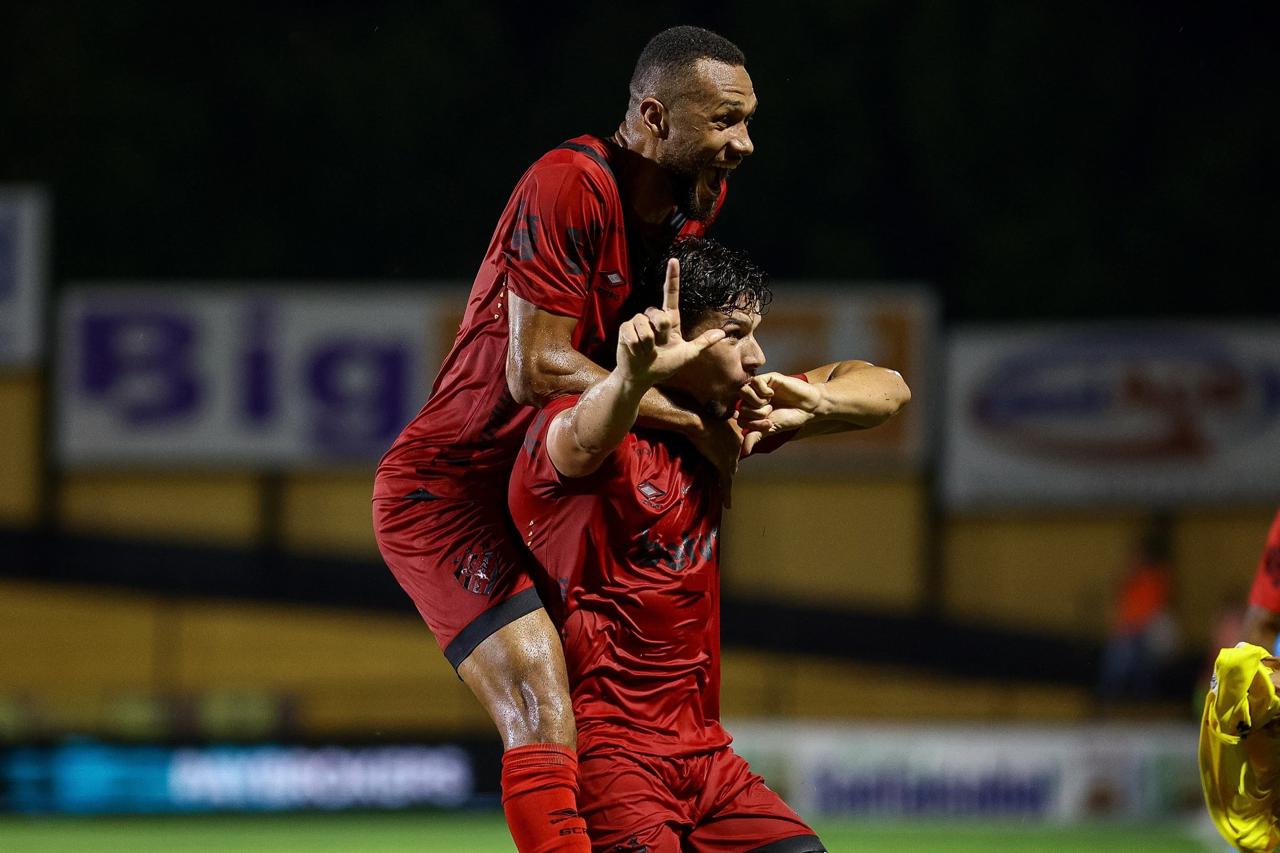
top-left (524, 135), bottom-right (619, 197)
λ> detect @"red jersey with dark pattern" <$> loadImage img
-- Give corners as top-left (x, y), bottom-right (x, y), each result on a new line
top-left (374, 135), bottom-right (724, 500)
top-left (509, 395), bottom-right (730, 758)
top-left (1248, 510), bottom-right (1280, 612)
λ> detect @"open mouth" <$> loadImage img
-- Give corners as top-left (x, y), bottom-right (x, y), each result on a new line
top-left (703, 167), bottom-right (728, 194)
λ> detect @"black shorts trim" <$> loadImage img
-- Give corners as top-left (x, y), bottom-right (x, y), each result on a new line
top-left (444, 586), bottom-right (545, 670)
top-left (746, 834), bottom-right (825, 853)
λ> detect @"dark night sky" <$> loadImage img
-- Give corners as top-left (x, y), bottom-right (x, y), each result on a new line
top-left (2, 1), bottom-right (1276, 321)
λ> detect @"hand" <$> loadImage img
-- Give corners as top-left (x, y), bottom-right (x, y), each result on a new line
top-left (616, 259), bottom-right (725, 386)
top-left (738, 373), bottom-right (822, 454)
top-left (688, 416), bottom-right (742, 507)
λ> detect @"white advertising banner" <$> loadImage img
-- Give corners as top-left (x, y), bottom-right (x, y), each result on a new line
top-left (729, 721), bottom-right (1199, 821)
top-left (0, 186), bottom-right (50, 367)
top-left (58, 283), bottom-right (934, 470)
top-left (943, 324), bottom-right (1280, 508)
top-left (57, 286), bottom-right (458, 466)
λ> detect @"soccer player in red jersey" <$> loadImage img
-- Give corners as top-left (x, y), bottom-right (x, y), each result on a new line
top-left (372, 27), bottom-right (756, 852)
top-left (1243, 510), bottom-right (1280, 652)
top-left (509, 237), bottom-right (911, 852)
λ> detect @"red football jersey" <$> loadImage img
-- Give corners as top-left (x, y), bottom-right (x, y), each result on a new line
top-left (375, 135), bottom-right (723, 499)
top-left (509, 395), bottom-right (731, 758)
top-left (1248, 510), bottom-right (1280, 612)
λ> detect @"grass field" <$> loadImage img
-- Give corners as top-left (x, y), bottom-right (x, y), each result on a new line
top-left (0, 812), bottom-right (1222, 852)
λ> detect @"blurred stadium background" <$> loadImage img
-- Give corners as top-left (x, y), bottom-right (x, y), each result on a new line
top-left (1, 2), bottom-right (1276, 850)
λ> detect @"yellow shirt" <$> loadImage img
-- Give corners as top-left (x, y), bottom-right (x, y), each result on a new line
top-left (1201, 642), bottom-right (1280, 852)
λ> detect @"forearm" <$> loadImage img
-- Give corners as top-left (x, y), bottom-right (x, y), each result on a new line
top-left (567, 370), bottom-right (650, 458)
top-left (507, 343), bottom-right (608, 406)
top-left (807, 360), bottom-right (911, 428)
top-left (635, 385), bottom-right (703, 436)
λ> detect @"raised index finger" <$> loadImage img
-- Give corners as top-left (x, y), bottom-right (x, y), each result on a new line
top-left (662, 258), bottom-right (680, 313)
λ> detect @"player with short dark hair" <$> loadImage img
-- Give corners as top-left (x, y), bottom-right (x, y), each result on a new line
top-left (508, 237), bottom-right (911, 852)
top-left (373, 26), bottom-right (756, 853)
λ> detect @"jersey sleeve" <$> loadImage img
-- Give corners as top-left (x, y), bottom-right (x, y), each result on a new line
top-left (501, 164), bottom-right (610, 319)
top-left (1248, 510), bottom-right (1280, 612)
top-left (514, 395), bottom-right (630, 495)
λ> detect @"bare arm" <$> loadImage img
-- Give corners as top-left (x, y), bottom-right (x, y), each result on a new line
top-left (507, 290), bottom-right (743, 485)
top-left (739, 360), bottom-right (911, 453)
top-left (507, 291), bottom-right (705, 433)
top-left (1243, 604), bottom-right (1280, 652)
top-left (545, 260), bottom-right (725, 478)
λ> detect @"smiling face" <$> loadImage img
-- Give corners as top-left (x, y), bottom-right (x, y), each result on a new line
top-left (665, 304), bottom-right (766, 419)
top-left (654, 59), bottom-right (757, 220)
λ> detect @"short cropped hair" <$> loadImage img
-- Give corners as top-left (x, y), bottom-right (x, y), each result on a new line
top-left (655, 236), bottom-right (772, 322)
top-left (629, 26), bottom-right (746, 107)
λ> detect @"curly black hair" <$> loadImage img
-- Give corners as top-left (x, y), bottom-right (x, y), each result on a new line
top-left (651, 236), bottom-right (772, 322)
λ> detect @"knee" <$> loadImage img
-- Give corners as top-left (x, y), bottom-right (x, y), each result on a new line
top-left (506, 677), bottom-right (576, 749)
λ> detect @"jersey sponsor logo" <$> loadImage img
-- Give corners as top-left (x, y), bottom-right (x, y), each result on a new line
top-left (632, 526), bottom-right (717, 573)
top-left (453, 543), bottom-right (502, 596)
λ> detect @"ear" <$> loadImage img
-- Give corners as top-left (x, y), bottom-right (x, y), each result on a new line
top-left (638, 97), bottom-right (669, 139)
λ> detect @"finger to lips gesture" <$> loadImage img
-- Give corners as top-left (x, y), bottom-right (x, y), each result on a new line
top-left (617, 258), bottom-right (725, 383)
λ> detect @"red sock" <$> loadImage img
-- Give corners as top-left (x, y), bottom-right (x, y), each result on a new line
top-left (501, 743), bottom-right (591, 853)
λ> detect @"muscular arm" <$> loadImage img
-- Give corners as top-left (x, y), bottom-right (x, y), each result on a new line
top-left (542, 262), bottom-right (726, 478)
top-left (739, 360), bottom-right (911, 451)
top-left (506, 291), bottom-right (703, 434)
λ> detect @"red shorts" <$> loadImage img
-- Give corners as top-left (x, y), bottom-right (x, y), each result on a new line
top-left (372, 485), bottom-right (542, 669)
top-left (578, 747), bottom-right (823, 853)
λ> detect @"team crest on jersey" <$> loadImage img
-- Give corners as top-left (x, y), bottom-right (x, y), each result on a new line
top-left (453, 544), bottom-right (502, 596)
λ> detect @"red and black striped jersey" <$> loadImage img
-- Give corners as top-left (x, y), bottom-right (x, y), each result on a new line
top-left (509, 394), bottom-right (730, 758)
top-left (375, 135), bottom-right (724, 499)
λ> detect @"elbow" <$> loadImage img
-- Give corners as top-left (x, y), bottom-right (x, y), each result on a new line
top-left (506, 353), bottom-right (554, 407)
top-left (868, 370), bottom-right (911, 423)
top-left (888, 371), bottom-right (912, 415)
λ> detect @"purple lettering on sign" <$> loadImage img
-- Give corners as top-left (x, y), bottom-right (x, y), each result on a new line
top-left (241, 303), bottom-right (276, 424)
top-left (306, 340), bottom-right (408, 455)
top-left (81, 312), bottom-right (201, 424)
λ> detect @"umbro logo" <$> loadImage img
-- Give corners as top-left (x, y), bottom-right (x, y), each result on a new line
top-left (637, 481), bottom-right (665, 500)
top-left (602, 271), bottom-right (624, 286)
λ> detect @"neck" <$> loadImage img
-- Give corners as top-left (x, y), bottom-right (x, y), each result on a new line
top-left (612, 121), bottom-right (678, 225)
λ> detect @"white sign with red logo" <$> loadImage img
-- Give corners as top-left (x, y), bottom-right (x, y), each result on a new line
top-left (943, 324), bottom-right (1280, 508)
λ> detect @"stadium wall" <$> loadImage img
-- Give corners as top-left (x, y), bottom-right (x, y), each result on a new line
top-left (0, 373), bottom-right (42, 526)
